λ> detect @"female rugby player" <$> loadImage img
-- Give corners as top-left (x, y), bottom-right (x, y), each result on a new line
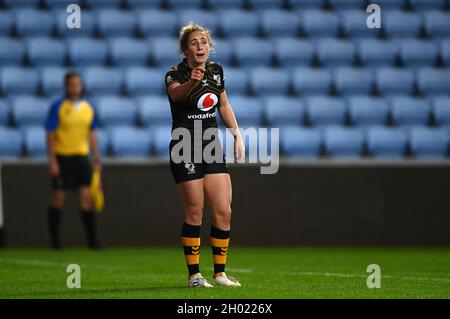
top-left (165, 23), bottom-right (245, 287)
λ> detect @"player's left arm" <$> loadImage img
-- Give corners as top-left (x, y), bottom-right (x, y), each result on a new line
top-left (218, 90), bottom-right (245, 163)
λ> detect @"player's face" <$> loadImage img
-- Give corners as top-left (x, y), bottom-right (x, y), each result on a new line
top-left (65, 76), bottom-right (83, 99)
top-left (185, 31), bottom-right (210, 65)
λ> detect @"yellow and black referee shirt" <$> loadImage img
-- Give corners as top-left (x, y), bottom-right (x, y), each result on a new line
top-left (44, 96), bottom-right (99, 156)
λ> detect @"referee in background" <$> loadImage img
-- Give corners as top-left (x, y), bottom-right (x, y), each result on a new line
top-left (44, 71), bottom-right (102, 250)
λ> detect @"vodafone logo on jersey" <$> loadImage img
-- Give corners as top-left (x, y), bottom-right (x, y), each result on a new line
top-left (197, 93), bottom-right (218, 112)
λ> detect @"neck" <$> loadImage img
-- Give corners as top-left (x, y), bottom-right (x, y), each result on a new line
top-left (187, 58), bottom-right (205, 70)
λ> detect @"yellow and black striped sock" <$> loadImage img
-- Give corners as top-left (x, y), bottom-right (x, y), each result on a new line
top-left (210, 225), bottom-right (230, 277)
top-left (181, 223), bottom-right (201, 278)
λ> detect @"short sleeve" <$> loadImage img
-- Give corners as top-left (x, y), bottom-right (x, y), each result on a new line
top-left (91, 105), bottom-right (99, 130)
top-left (44, 99), bottom-right (61, 132)
top-left (165, 68), bottom-right (182, 89)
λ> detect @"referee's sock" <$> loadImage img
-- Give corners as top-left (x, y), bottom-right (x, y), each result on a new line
top-left (80, 209), bottom-right (100, 249)
top-left (210, 225), bottom-right (230, 277)
top-left (48, 206), bottom-right (61, 249)
top-left (181, 223), bottom-right (201, 278)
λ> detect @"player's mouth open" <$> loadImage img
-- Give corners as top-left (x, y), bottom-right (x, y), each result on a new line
top-left (196, 53), bottom-right (206, 58)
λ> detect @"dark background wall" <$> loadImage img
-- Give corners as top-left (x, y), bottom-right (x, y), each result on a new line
top-left (2, 161), bottom-right (450, 247)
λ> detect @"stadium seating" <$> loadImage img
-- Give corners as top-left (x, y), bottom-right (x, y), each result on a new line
top-left (219, 10), bottom-right (259, 37)
top-left (289, 0), bottom-right (324, 9)
top-left (259, 9), bottom-right (299, 38)
top-left (227, 96), bottom-right (263, 127)
top-left (110, 126), bottom-right (152, 157)
top-left (110, 38), bottom-right (150, 67)
top-left (334, 67), bottom-right (374, 96)
top-left (375, 68), bottom-right (415, 96)
top-left (323, 127), bottom-right (365, 158)
top-left (341, 10), bottom-right (381, 38)
top-left (23, 126), bottom-right (47, 158)
top-left (138, 96), bottom-right (172, 127)
top-left (177, 9), bottom-right (219, 35)
top-left (85, 0), bottom-right (122, 10)
top-left (417, 68), bottom-right (450, 97)
top-left (95, 128), bottom-right (110, 156)
top-left (248, 0), bottom-right (285, 10)
top-left (45, 0), bottom-right (83, 9)
top-left (0, 11), bottom-right (14, 36)
top-left (263, 97), bottom-right (305, 126)
top-left (280, 126), bottom-right (322, 157)
top-left (329, 0), bottom-right (365, 10)
top-left (292, 68), bottom-right (332, 96)
top-left (96, 97), bottom-right (136, 127)
top-left (409, 0), bottom-right (446, 10)
top-left (372, 0), bottom-right (405, 9)
top-left (124, 68), bottom-right (164, 96)
top-left (3, 0), bottom-right (40, 10)
top-left (83, 67), bottom-right (123, 96)
top-left (97, 10), bottom-right (136, 38)
top-left (233, 37), bottom-right (273, 67)
top-left (384, 11), bottom-right (422, 39)
top-left (423, 11), bottom-right (450, 39)
top-left (15, 10), bottom-right (55, 38)
top-left (316, 39), bottom-right (356, 67)
top-left (212, 39), bottom-right (233, 66)
top-left (432, 97), bottom-right (450, 127)
top-left (1, 67), bottom-right (39, 96)
top-left (301, 10), bottom-right (340, 38)
top-left (55, 10), bottom-right (96, 38)
top-left (68, 39), bottom-right (108, 67)
top-left (274, 38), bottom-right (315, 67)
top-left (357, 39), bottom-right (398, 67)
top-left (399, 40), bottom-right (439, 67)
top-left (41, 67), bottom-right (69, 97)
top-left (366, 127), bottom-right (408, 158)
top-left (221, 67), bottom-right (248, 95)
top-left (390, 97), bottom-right (431, 127)
top-left (348, 97), bottom-right (389, 128)
top-left (167, 0), bottom-right (203, 9)
top-left (409, 127), bottom-right (449, 158)
top-left (250, 67), bottom-right (290, 96)
top-left (0, 100), bottom-right (10, 126)
top-left (442, 40), bottom-right (450, 66)
top-left (11, 97), bottom-right (49, 128)
top-left (151, 37), bottom-right (180, 67)
top-left (27, 38), bottom-right (66, 67)
top-left (305, 97), bottom-right (347, 127)
top-left (0, 38), bottom-right (25, 66)
top-left (0, 128), bottom-right (23, 158)
top-left (151, 125), bottom-right (172, 156)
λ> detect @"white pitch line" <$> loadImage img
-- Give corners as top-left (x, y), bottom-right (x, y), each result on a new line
top-left (0, 258), bottom-right (129, 270)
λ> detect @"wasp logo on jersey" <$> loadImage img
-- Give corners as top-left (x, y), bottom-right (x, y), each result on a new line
top-left (197, 93), bottom-right (218, 112)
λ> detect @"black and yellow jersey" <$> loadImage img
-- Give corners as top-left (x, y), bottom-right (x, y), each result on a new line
top-left (165, 58), bottom-right (225, 132)
top-left (44, 96), bottom-right (99, 156)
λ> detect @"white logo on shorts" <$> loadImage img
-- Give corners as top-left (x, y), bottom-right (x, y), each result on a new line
top-left (185, 163), bottom-right (196, 174)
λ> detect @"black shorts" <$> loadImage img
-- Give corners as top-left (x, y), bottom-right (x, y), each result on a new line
top-left (52, 155), bottom-right (92, 190)
top-left (169, 139), bottom-right (229, 184)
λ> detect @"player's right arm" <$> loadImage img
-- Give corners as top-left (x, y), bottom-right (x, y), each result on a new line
top-left (45, 101), bottom-right (61, 177)
top-left (167, 67), bottom-right (204, 102)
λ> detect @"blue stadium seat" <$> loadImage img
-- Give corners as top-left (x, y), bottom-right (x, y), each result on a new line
top-left (341, 10), bottom-right (381, 38)
top-left (250, 67), bottom-right (290, 96)
top-left (110, 38), bottom-right (150, 67)
top-left (3, 0), bottom-right (40, 9)
top-left (280, 126), bottom-right (322, 157)
top-left (376, 68), bottom-right (415, 96)
top-left (317, 39), bottom-right (356, 67)
top-left (126, 0), bottom-right (161, 9)
top-left (41, 67), bottom-right (68, 97)
top-left (1, 67), bottom-right (39, 96)
top-left (259, 9), bottom-right (299, 38)
top-left (222, 67), bottom-right (248, 95)
top-left (0, 38), bottom-right (25, 66)
top-left (373, 0), bottom-right (406, 9)
top-left (85, 0), bottom-right (122, 9)
top-left (167, 0), bottom-right (203, 9)
top-left (151, 37), bottom-right (180, 67)
top-left (263, 97), bottom-right (304, 126)
top-left (291, 67), bottom-right (332, 96)
top-left (96, 97), bottom-right (136, 127)
top-left (206, 0), bottom-right (245, 10)
top-left (423, 11), bottom-right (450, 39)
top-left (324, 127), bottom-right (365, 158)
top-left (151, 125), bottom-right (172, 156)
top-left (68, 39), bottom-right (108, 66)
top-left (98, 10), bottom-right (136, 38)
top-left (138, 10), bottom-right (178, 37)
top-left (56, 10), bottom-right (96, 38)
top-left (442, 39), bottom-right (450, 66)
top-left (409, 0), bottom-right (446, 10)
top-left (334, 67), bottom-right (374, 96)
top-left (367, 127), bottom-right (408, 158)
top-left (391, 97), bottom-right (431, 127)
top-left (11, 97), bottom-right (49, 127)
top-left (125, 68), bottom-right (164, 96)
top-left (45, 0), bottom-right (83, 9)
top-left (289, 0), bottom-right (325, 9)
top-left (15, 10), bottom-right (55, 38)
top-left (138, 96), bottom-right (171, 127)
top-left (399, 40), bottom-right (439, 67)
top-left (177, 9), bottom-right (219, 35)
top-left (219, 10), bottom-right (259, 37)
top-left (0, 128), bottom-right (23, 158)
top-left (0, 12), bottom-right (14, 36)
top-left (110, 127), bottom-right (152, 157)
top-left (23, 126), bottom-right (46, 158)
top-left (212, 39), bottom-right (233, 66)
top-left (409, 127), bottom-right (449, 158)
top-left (384, 11), bottom-right (422, 39)
top-left (0, 100), bottom-right (10, 126)
top-left (306, 97), bottom-right (347, 127)
top-left (234, 37), bottom-right (273, 67)
top-left (248, 0), bottom-right (284, 10)
top-left (433, 97), bottom-right (450, 127)
top-left (227, 96), bottom-right (263, 127)
top-left (274, 38), bottom-right (315, 67)
top-left (83, 67), bottom-right (123, 96)
top-left (300, 10), bottom-right (340, 38)
top-left (95, 128), bottom-right (110, 156)
top-left (417, 68), bottom-right (450, 97)
top-left (348, 97), bottom-right (389, 128)
top-left (329, 0), bottom-right (365, 10)
top-left (27, 38), bottom-right (66, 67)
top-left (357, 39), bottom-right (398, 67)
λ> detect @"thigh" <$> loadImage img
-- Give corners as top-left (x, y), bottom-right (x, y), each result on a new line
top-left (176, 178), bottom-right (205, 210)
top-left (203, 173), bottom-right (232, 213)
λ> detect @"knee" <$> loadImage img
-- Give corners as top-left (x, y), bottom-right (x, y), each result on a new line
top-left (214, 206), bottom-right (232, 226)
top-left (50, 191), bottom-right (66, 208)
top-left (184, 204), bottom-right (203, 225)
top-left (80, 192), bottom-right (93, 210)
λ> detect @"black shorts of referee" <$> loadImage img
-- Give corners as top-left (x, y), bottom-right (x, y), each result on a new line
top-left (52, 155), bottom-right (93, 190)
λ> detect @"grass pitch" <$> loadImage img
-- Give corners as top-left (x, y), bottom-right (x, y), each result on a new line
top-left (0, 247), bottom-right (449, 299)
